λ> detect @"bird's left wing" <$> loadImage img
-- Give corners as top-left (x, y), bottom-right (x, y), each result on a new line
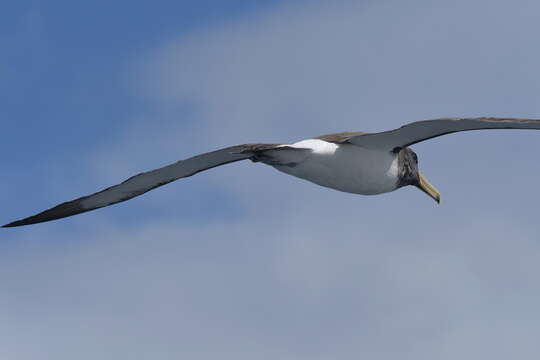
top-left (347, 117), bottom-right (540, 151)
top-left (3, 144), bottom-right (263, 228)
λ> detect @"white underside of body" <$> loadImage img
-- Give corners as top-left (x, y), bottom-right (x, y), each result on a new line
top-left (270, 139), bottom-right (399, 195)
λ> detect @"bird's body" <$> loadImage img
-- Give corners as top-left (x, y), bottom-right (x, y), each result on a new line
top-left (5, 117), bottom-right (540, 228)
top-left (270, 139), bottom-right (399, 195)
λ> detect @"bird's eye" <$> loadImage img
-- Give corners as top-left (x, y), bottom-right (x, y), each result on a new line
top-left (412, 153), bottom-right (418, 163)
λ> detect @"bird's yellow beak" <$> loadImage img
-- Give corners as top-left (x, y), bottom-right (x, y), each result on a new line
top-left (417, 173), bottom-right (441, 204)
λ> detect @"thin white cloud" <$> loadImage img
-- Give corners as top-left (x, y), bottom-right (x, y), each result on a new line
top-left (1, 216), bottom-right (539, 359)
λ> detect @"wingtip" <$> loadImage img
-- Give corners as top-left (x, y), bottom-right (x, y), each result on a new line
top-left (2, 220), bottom-right (24, 228)
top-left (2, 216), bottom-right (42, 227)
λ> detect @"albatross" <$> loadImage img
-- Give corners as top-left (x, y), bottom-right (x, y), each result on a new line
top-left (4, 117), bottom-right (540, 228)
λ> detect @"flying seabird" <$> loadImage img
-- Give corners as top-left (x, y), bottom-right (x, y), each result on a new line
top-left (3, 117), bottom-right (540, 228)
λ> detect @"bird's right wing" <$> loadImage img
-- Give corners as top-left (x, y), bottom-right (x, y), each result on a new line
top-left (3, 144), bottom-right (269, 228)
top-left (347, 117), bottom-right (540, 151)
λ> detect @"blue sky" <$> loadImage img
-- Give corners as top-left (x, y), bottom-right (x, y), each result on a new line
top-left (2, 0), bottom-right (540, 358)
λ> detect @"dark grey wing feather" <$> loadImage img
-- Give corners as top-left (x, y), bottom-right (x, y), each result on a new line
top-left (3, 144), bottom-right (268, 228)
top-left (315, 131), bottom-right (367, 144)
top-left (347, 117), bottom-right (540, 151)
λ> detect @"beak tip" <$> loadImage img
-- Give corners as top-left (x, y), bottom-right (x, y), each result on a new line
top-left (417, 173), bottom-right (441, 205)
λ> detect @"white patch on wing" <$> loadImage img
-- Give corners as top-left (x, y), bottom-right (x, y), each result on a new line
top-left (290, 139), bottom-right (339, 155)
